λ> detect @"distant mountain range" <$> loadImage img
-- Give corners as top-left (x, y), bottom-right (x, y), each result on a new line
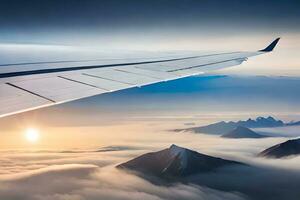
top-left (117, 144), bottom-right (242, 178)
top-left (258, 138), bottom-right (300, 158)
top-left (174, 116), bottom-right (300, 135)
top-left (221, 126), bottom-right (268, 138)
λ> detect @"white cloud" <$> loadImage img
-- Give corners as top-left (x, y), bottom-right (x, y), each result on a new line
top-left (0, 164), bottom-right (245, 200)
top-left (1, 128), bottom-right (300, 200)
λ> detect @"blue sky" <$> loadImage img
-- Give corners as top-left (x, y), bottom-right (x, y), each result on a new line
top-left (62, 75), bottom-right (300, 114)
top-left (0, 0), bottom-right (299, 45)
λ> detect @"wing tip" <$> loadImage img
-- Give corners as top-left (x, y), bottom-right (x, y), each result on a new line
top-left (259, 37), bottom-right (281, 52)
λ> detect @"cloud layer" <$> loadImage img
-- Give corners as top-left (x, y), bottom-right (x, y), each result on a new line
top-left (1, 123), bottom-right (300, 200)
top-left (0, 164), bottom-right (245, 200)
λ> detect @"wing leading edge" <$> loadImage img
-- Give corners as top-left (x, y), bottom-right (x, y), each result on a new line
top-left (0, 38), bottom-right (280, 118)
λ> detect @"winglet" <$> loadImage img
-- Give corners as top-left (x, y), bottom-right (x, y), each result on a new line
top-left (259, 38), bottom-right (280, 52)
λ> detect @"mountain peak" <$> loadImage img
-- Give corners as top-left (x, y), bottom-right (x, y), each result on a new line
top-left (169, 144), bottom-right (188, 169)
top-left (117, 145), bottom-right (243, 178)
top-left (170, 144), bottom-right (181, 149)
top-left (169, 144), bottom-right (186, 155)
top-left (222, 126), bottom-right (267, 138)
top-left (266, 116), bottom-right (276, 121)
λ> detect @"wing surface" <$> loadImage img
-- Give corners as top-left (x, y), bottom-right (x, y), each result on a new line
top-left (0, 38), bottom-right (280, 117)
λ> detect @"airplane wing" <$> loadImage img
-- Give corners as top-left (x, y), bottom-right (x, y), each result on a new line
top-left (0, 38), bottom-right (280, 118)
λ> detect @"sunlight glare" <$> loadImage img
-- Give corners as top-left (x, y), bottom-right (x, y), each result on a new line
top-left (25, 128), bottom-right (40, 143)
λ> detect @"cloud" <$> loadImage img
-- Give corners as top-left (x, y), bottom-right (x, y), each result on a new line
top-left (187, 164), bottom-right (300, 200)
top-left (0, 164), bottom-right (245, 200)
top-left (1, 125), bottom-right (300, 200)
top-left (254, 126), bottom-right (300, 137)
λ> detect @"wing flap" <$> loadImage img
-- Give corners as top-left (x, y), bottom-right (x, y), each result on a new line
top-left (8, 77), bottom-right (106, 102)
top-left (0, 83), bottom-right (52, 117)
top-left (83, 68), bottom-right (159, 86)
top-left (113, 65), bottom-right (179, 80)
top-left (59, 73), bottom-right (132, 92)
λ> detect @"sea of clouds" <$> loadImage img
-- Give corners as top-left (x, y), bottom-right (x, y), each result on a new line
top-left (0, 150), bottom-right (245, 200)
top-left (1, 125), bottom-right (300, 200)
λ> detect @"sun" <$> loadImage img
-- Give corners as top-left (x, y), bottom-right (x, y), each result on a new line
top-left (25, 128), bottom-right (40, 143)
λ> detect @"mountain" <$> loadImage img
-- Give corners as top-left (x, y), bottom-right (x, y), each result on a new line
top-left (96, 145), bottom-right (138, 152)
top-left (177, 121), bottom-right (236, 135)
top-left (175, 116), bottom-right (288, 135)
top-left (245, 116), bottom-right (285, 127)
top-left (117, 144), bottom-right (242, 178)
top-left (286, 121), bottom-right (300, 126)
top-left (258, 138), bottom-right (300, 158)
top-left (221, 126), bottom-right (268, 138)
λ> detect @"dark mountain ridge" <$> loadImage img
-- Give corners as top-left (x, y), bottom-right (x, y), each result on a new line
top-left (117, 145), bottom-right (300, 200)
top-left (221, 126), bottom-right (268, 138)
top-left (117, 144), bottom-right (243, 178)
top-left (258, 138), bottom-right (300, 158)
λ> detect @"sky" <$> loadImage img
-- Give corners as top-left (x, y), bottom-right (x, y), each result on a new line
top-left (0, 0), bottom-right (299, 44)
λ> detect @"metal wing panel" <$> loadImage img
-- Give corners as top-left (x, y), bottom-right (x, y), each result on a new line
top-left (0, 52), bottom-right (261, 118)
top-left (0, 57), bottom-right (173, 75)
top-left (0, 38), bottom-right (280, 118)
top-left (83, 68), bottom-right (160, 86)
top-left (137, 52), bottom-right (261, 72)
top-left (0, 52), bottom-right (260, 118)
top-left (0, 83), bottom-right (52, 117)
top-left (59, 73), bottom-right (132, 92)
top-left (112, 65), bottom-right (179, 80)
top-left (169, 59), bottom-right (245, 76)
top-left (9, 77), bottom-right (106, 102)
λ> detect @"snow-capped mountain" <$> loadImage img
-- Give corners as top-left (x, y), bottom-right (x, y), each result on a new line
top-left (117, 144), bottom-right (242, 177)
